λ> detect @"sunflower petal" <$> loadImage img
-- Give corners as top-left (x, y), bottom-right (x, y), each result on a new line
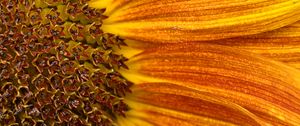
top-left (120, 82), bottom-right (268, 126)
top-left (121, 43), bottom-right (300, 125)
top-left (90, 0), bottom-right (300, 43)
top-left (209, 21), bottom-right (300, 69)
top-left (88, 0), bottom-right (113, 9)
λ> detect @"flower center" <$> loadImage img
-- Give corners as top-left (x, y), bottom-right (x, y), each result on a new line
top-left (0, 0), bottom-right (132, 125)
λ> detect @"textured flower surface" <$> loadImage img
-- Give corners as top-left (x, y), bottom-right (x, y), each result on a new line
top-left (2, 0), bottom-right (300, 126)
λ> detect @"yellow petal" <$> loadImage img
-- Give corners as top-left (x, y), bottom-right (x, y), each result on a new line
top-left (121, 43), bottom-right (300, 125)
top-left (88, 0), bottom-right (113, 9)
top-left (208, 21), bottom-right (300, 69)
top-left (90, 0), bottom-right (300, 43)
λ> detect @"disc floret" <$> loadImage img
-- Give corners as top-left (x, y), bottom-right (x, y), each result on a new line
top-left (0, 0), bottom-right (132, 125)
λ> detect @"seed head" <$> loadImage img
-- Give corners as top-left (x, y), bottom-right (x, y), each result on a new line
top-left (0, 0), bottom-right (132, 125)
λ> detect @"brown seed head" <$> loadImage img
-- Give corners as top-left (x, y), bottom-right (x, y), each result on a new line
top-left (0, 0), bottom-right (132, 125)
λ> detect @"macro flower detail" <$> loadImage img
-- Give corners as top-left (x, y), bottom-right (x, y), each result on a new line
top-left (2, 0), bottom-right (300, 126)
top-left (120, 43), bottom-right (300, 125)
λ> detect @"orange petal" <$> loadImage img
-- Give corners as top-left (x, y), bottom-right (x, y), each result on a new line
top-left (208, 21), bottom-right (300, 69)
top-left (121, 43), bottom-right (300, 125)
top-left (90, 0), bottom-right (300, 43)
top-left (120, 82), bottom-right (268, 126)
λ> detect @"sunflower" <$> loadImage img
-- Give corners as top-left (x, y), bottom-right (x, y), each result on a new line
top-left (1, 0), bottom-right (300, 125)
